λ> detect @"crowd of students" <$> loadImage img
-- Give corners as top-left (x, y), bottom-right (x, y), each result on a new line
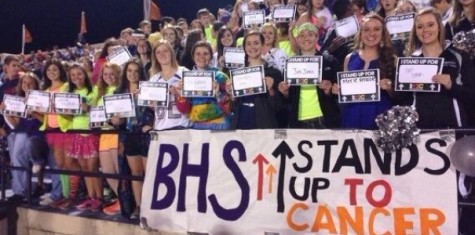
top-left (0, 0), bottom-right (474, 228)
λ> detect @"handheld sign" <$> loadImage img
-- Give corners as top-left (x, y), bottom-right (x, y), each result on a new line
top-left (89, 106), bottom-right (108, 128)
top-left (337, 69), bottom-right (381, 103)
top-left (285, 56), bottom-right (323, 85)
top-left (335, 16), bottom-right (359, 38)
top-left (230, 65), bottom-right (266, 97)
top-left (181, 71), bottom-right (215, 98)
top-left (395, 57), bottom-right (444, 92)
top-left (243, 10), bottom-right (266, 29)
top-left (272, 5), bottom-right (296, 23)
top-left (53, 93), bottom-right (82, 115)
top-left (385, 13), bottom-right (415, 35)
top-left (3, 95), bottom-right (26, 118)
top-left (138, 81), bottom-right (169, 107)
top-left (224, 47), bottom-right (246, 69)
top-left (106, 47), bottom-right (132, 67)
top-left (26, 90), bottom-right (51, 113)
top-left (103, 93), bottom-right (136, 118)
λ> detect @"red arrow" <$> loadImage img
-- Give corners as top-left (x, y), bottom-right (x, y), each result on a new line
top-left (266, 164), bottom-right (276, 194)
top-left (252, 154), bottom-right (269, 200)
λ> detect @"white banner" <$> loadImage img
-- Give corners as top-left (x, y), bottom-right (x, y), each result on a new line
top-left (142, 130), bottom-right (457, 235)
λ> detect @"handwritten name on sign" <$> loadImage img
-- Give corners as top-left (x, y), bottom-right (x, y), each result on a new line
top-left (230, 65), bottom-right (266, 97)
top-left (53, 93), bottom-right (81, 115)
top-left (89, 106), bottom-right (108, 128)
top-left (285, 56), bottom-right (322, 85)
top-left (396, 57), bottom-right (444, 92)
top-left (26, 90), bottom-right (51, 113)
top-left (182, 71), bottom-right (215, 98)
top-left (138, 81), bottom-right (169, 107)
top-left (243, 10), bottom-right (266, 28)
top-left (141, 130), bottom-right (457, 234)
top-left (102, 93), bottom-right (135, 118)
top-left (3, 95), bottom-right (26, 118)
top-left (338, 69), bottom-right (380, 103)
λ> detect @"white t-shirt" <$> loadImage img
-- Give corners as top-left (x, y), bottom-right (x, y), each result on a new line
top-left (149, 66), bottom-right (191, 130)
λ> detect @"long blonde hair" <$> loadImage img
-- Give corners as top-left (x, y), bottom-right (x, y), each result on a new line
top-left (406, 8), bottom-right (445, 55)
top-left (149, 39), bottom-right (179, 76)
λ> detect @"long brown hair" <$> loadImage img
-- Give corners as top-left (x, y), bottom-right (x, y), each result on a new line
top-left (354, 13), bottom-right (396, 80)
top-left (406, 8), bottom-right (445, 55)
top-left (16, 72), bottom-right (40, 97)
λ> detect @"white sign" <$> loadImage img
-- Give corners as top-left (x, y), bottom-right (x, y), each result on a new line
top-left (338, 69), bottom-right (381, 103)
top-left (396, 57), bottom-right (444, 92)
top-left (243, 10), bottom-right (266, 28)
top-left (53, 93), bottom-right (81, 115)
top-left (230, 65), bottom-right (266, 97)
top-left (103, 93), bottom-right (135, 118)
top-left (89, 106), bottom-right (108, 128)
top-left (26, 90), bottom-right (51, 113)
top-left (182, 71), bottom-right (215, 98)
top-left (106, 47), bottom-right (132, 67)
top-left (272, 5), bottom-right (296, 22)
top-left (285, 56), bottom-right (323, 85)
top-left (385, 13), bottom-right (415, 35)
top-left (3, 95), bottom-right (26, 118)
top-left (335, 16), bottom-right (359, 38)
top-left (138, 81), bottom-right (169, 107)
top-left (142, 130), bottom-right (457, 234)
top-left (224, 47), bottom-right (245, 68)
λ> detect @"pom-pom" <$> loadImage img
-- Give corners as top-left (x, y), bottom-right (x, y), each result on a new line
top-left (375, 106), bottom-right (420, 153)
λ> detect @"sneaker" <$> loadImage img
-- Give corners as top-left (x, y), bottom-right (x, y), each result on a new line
top-left (76, 198), bottom-right (93, 211)
top-left (58, 199), bottom-right (74, 210)
top-left (88, 198), bottom-right (103, 212)
top-left (40, 197), bottom-right (62, 207)
top-left (130, 207), bottom-right (140, 220)
top-left (49, 198), bottom-right (68, 208)
top-left (103, 200), bottom-right (121, 215)
top-left (7, 194), bottom-right (25, 202)
top-left (39, 197), bottom-right (55, 206)
top-left (32, 164), bottom-right (42, 174)
top-left (40, 193), bottom-right (50, 200)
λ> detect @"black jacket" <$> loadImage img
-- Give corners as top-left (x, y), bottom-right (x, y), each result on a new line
top-left (230, 64), bottom-right (284, 129)
top-left (412, 46), bottom-right (475, 128)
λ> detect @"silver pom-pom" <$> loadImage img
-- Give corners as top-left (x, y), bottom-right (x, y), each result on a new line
top-left (374, 106), bottom-right (420, 153)
top-left (453, 29), bottom-right (475, 58)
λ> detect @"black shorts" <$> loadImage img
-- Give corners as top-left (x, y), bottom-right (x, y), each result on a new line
top-left (121, 133), bottom-right (150, 157)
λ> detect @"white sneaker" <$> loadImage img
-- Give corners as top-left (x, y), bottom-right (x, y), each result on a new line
top-left (40, 193), bottom-right (50, 200)
top-left (39, 197), bottom-right (54, 206)
top-left (32, 164), bottom-right (42, 174)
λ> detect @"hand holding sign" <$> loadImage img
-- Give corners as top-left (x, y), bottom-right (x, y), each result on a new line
top-left (318, 80), bottom-right (333, 94)
top-left (432, 74), bottom-right (452, 90)
top-left (380, 78), bottom-right (393, 91)
top-left (278, 81), bottom-right (290, 97)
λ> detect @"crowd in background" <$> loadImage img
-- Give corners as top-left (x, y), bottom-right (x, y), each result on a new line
top-left (1, 0), bottom-right (475, 231)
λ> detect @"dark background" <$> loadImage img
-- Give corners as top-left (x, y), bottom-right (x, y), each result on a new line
top-left (0, 0), bottom-right (234, 54)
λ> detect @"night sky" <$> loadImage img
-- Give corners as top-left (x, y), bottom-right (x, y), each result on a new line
top-left (0, 0), bottom-right (234, 54)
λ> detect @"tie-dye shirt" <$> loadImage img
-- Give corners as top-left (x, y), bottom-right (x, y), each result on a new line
top-left (176, 67), bottom-right (231, 130)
